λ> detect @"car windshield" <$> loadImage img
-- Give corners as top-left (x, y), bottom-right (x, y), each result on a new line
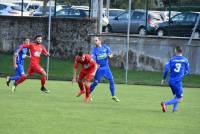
top-left (109, 10), bottom-right (124, 17)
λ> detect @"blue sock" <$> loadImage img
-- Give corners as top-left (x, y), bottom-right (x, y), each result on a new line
top-left (90, 81), bottom-right (98, 93)
top-left (109, 79), bottom-right (115, 96)
top-left (9, 76), bottom-right (20, 81)
top-left (165, 97), bottom-right (179, 105)
top-left (173, 102), bottom-right (179, 112)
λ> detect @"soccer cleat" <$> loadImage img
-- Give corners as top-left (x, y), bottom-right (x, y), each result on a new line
top-left (11, 81), bottom-right (17, 92)
top-left (161, 102), bottom-right (167, 112)
top-left (111, 96), bottom-right (120, 102)
top-left (76, 90), bottom-right (85, 97)
top-left (40, 87), bottom-right (50, 93)
top-left (84, 95), bottom-right (91, 103)
top-left (6, 76), bottom-right (11, 87)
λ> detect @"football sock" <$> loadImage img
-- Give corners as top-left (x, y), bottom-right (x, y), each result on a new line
top-left (109, 79), bottom-right (115, 96)
top-left (10, 76), bottom-right (20, 81)
top-left (173, 102), bottom-right (179, 112)
top-left (78, 81), bottom-right (84, 91)
top-left (16, 75), bottom-right (27, 85)
top-left (165, 97), bottom-right (179, 105)
top-left (41, 76), bottom-right (46, 88)
top-left (90, 81), bottom-right (98, 93)
top-left (85, 84), bottom-right (90, 98)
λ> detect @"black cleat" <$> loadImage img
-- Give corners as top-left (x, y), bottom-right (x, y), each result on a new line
top-left (40, 87), bottom-right (50, 93)
top-left (6, 76), bottom-right (11, 86)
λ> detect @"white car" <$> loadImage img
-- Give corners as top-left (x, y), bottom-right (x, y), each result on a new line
top-left (0, 3), bottom-right (30, 16)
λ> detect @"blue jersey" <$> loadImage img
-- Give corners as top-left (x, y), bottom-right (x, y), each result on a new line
top-left (163, 56), bottom-right (189, 82)
top-left (91, 44), bottom-right (112, 67)
top-left (15, 46), bottom-right (28, 65)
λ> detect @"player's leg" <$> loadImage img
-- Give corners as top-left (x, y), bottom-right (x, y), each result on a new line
top-left (90, 68), bottom-right (103, 93)
top-left (76, 69), bottom-right (86, 97)
top-left (12, 65), bottom-right (29, 92)
top-left (104, 68), bottom-right (120, 102)
top-left (36, 65), bottom-right (49, 93)
top-left (83, 70), bottom-right (95, 102)
top-left (6, 64), bottom-right (22, 86)
top-left (161, 81), bottom-right (181, 112)
top-left (172, 82), bottom-right (183, 112)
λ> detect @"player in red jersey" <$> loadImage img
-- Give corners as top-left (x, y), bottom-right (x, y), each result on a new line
top-left (12, 35), bottom-right (50, 93)
top-left (72, 51), bottom-right (97, 102)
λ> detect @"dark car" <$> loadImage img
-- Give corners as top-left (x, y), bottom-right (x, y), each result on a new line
top-left (56, 6), bottom-right (89, 18)
top-left (105, 10), bottom-right (163, 35)
top-left (156, 12), bottom-right (200, 38)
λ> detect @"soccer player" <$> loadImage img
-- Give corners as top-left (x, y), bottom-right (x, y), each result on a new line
top-left (72, 51), bottom-right (97, 103)
top-left (12, 35), bottom-right (50, 93)
top-left (6, 39), bottom-right (30, 90)
top-left (90, 37), bottom-right (120, 102)
top-left (161, 46), bottom-right (189, 112)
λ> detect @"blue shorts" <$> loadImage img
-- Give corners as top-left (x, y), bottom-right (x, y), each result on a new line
top-left (169, 80), bottom-right (183, 98)
top-left (94, 66), bottom-right (113, 82)
top-left (16, 64), bottom-right (25, 76)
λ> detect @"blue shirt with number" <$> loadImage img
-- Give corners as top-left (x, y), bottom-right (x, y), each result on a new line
top-left (91, 44), bottom-right (112, 67)
top-left (163, 56), bottom-right (190, 82)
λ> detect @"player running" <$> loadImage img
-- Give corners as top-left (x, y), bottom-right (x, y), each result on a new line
top-left (6, 39), bottom-right (30, 91)
top-left (12, 35), bottom-right (50, 93)
top-left (72, 51), bottom-right (97, 103)
top-left (90, 37), bottom-right (120, 102)
top-left (161, 46), bottom-right (189, 112)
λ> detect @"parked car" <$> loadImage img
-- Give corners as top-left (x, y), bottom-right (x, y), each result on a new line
top-left (105, 10), bottom-right (163, 35)
top-left (14, 1), bottom-right (42, 14)
top-left (103, 8), bottom-right (125, 19)
top-left (56, 6), bottom-right (89, 18)
top-left (156, 12), bottom-right (200, 38)
top-left (0, 3), bottom-right (30, 16)
top-left (33, 5), bottom-right (63, 16)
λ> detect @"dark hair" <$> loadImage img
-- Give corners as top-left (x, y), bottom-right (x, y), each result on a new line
top-left (78, 51), bottom-right (83, 57)
top-left (34, 34), bottom-right (43, 40)
top-left (175, 46), bottom-right (182, 53)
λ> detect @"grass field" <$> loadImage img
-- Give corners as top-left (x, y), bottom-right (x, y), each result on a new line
top-left (0, 78), bottom-right (200, 134)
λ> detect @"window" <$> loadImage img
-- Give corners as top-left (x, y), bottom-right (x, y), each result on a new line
top-left (0, 4), bottom-right (7, 10)
top-left (118, 12), bottom-right (128, 20)
top-left (132, 12), bottom-right (145, 20)
top-left (185, 13), bottom-right (197, 22)
top-left (172, 14), bottom-right (185, 22)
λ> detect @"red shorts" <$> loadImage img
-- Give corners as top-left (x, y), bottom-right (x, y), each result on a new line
top-left (27, 64), bottom-right (45, 76)
top-left (78, 68), bottom-right (95, 82)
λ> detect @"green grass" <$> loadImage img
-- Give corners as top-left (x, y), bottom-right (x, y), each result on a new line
top-left (0, 52), bottom-right (200, 87)
top-left (0, 78), bottom-right (200, 134)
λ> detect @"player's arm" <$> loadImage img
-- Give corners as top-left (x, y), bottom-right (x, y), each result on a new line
top-left (161, 61), bottom-right (170, 85)
top-left (185, 61), bottom-right (190, 75)
top-left (15, 44), bottom-right (30, 57)
top-left (106, 45), bottom-right (113, 58)
top-left (42, 46), bottom-right (50, 57)
top-left (13, 53), bottom-right (18, 69)
top-left (72, 57), bottom-right (79, 83)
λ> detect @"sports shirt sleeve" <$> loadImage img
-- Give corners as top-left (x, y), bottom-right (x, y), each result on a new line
top-left (91, 48), bottom-right (97, 61)
top-left (185, 60), bottom-right (190, 75)
top-left (42, 45), bottom-right (49, 56)
top-left (74, 56), bottom-right (79, 69)
top-left (162, 59), bottom-right (170, 80)
top-left (106, 45), bottom-right (112, 55)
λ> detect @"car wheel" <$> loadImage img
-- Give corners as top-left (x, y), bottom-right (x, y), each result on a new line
top-left (194, 31), bottom-right (200, 39)
top-left (139, 27), bottom-right (146, 36)
top-left (157, 29), bottom-right (164, 37)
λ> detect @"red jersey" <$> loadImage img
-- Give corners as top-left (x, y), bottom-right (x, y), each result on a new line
top-left (19, 42), bottom-right (48, 66)
top-left (74, 54), bottom-right (96, 70)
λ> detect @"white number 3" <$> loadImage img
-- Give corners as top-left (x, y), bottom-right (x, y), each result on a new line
top-left (174, 63), bottom-right (181, 72)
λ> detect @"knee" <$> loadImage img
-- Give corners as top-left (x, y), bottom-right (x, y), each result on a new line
top-left (109, 79), bottom-right (114, 84)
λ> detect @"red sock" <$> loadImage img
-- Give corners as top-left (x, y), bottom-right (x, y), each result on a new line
top-left (16, 75), bottom-right (27, 85)
top-left (85, 84), bottom-right (90, 98)
top-left (78, 81), bottom-right (84, 91)
top-left (41, 76), bottom-right (46, 88)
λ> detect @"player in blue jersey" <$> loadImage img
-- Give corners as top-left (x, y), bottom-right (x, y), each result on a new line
top-left (6, 39), bottom-right (30, 91)
top-left (90, 37), bottom-right (120, 102)
top-left (161, 46), bottom-right (189, 112)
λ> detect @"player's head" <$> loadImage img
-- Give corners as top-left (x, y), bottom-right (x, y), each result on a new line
top-left (34, 34), bottom-right (43, 44)
top-left (94, 37), bottom-right (101, 47)
top-left (175, 46), bottom-right (182, 55)
top-left (78, 51), bottom-right (85, 62)
top-left (24, 38), bottom-right (30, 45)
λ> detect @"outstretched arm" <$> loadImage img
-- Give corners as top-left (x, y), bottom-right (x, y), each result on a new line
top-left (161, 61), bottom-right (170, 85)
